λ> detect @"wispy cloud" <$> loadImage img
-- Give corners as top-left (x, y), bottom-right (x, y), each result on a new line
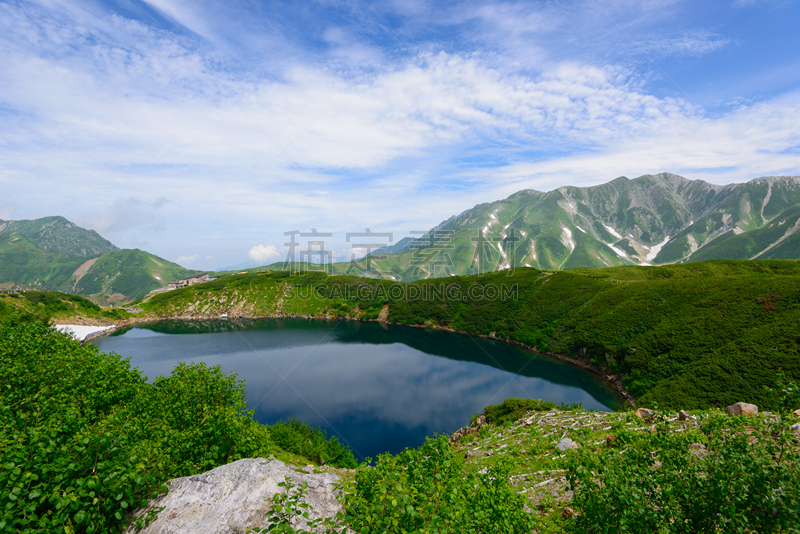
top-left (1, 0), bottom-right (798, 269)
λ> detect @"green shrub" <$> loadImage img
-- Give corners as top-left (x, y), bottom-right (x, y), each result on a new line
top-left (481, 397), bottom-right (557, 426)
top-left (269, 419), bottom-right (357, 469)
top-left (0, 314), bottom-right (352, 533)
top-left (566, 413), bottom-right (800, 533)
top-left (344, 435), bottom-right (536, 533)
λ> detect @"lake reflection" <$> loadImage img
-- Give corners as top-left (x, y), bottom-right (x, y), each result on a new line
top-left (92, 318), bottom-right (622, 460)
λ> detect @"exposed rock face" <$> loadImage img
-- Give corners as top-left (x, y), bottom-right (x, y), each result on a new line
top-left (725, 402), bottom-right (758, 417)
top-left (125, 458), bottom-right (343, 534)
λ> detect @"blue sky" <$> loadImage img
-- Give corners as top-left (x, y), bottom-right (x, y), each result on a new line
top-left (1, 0), bottom-right (799, 269)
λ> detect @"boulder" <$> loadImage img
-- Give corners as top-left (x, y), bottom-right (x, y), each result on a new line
top-left (725, 402), bottom-right (758, 417)
top-left (791, 423), bottom-right (800, 436)
top-left (634, 408), bottom-right (654, 420)
top-left (605, 435), bottom-right (617, 447)
top-left (556, 438), bottom-right (579, 451)
top-left (793, 408), bottom-right (800, 417)
top-left (678, 410), bottom-right (690, 421)
top-left (125, 458), bottom-right (343, 534)
top-left (475, 414), bottom-right (487, 427)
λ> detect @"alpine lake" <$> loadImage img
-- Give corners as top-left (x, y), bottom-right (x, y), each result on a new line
top-left (92, 318), bottom-right (623, 460)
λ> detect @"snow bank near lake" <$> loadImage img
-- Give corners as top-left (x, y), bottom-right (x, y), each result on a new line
top-left (55, 324), bottom-right (116, 341)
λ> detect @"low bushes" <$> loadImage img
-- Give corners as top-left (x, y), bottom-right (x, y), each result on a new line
top-left (566, 412), bottom-right (800, 533)
top-left (270, 419), bottom-right (357, 469)
top-left (345, 435), bottom-right (535, 533)
top-left (0, 315), bottom-right (352, 533)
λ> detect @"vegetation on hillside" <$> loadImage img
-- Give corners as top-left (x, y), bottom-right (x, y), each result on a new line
top-left (345, 435), bottom-right (536, 533)
top-left (0, 216), bottom-right (198, 301)
top-left (0, 216), bottom-right (117, 257)
top-left (0, 315), bottom-right (355, 533)
top-left (72, 249), bottom-right (199, 300)
top-left (0, 233), bottom-right (87, 290)
top-left (253, 394), bottom-right (800, 534)
top-left (0, 291), bottom-right (130, 322)
top-left (2, 308), bottom-right (798, 532)
top-left (137, 260), bottom-right (800, 410)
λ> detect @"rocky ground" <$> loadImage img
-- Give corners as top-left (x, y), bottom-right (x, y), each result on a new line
top-left (124, 404), bottom-right (799, 534)
top-left (451, 404), bottom-right (799, 530)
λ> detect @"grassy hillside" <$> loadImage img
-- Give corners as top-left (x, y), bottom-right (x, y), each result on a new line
top-left (0, 232), bottom-right (88, 289)
top-left (0, 233), bottom-right (199, 301)
top-left (0, 291), bottom-right (131, 323)
top-left (0, 216), bottom-right (117, 257)
top-left (0, 216), bottom-right (198, 301)
top-left (137, 260), bottom-right (800, 410)
top-left (73, 249), bottom-right (200, 300)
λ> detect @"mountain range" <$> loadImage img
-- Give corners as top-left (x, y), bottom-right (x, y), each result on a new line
top-left (363, 173), bottom-right (800, 279)
top-left (3, 173), bottom-right (800, 299)
top-left (0, 216), bottom-right (198, 302)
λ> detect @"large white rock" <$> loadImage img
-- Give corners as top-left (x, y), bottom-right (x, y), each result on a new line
top-left (126, 458), bottom-right (344, 534)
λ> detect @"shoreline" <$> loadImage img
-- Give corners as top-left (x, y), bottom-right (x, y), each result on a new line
top-left (80, 312), bottom-right (636, 407)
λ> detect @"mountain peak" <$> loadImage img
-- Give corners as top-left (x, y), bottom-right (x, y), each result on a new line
top-left (367, 173), bottom-right (800, 278)
top-left (0, 216), bottom-right (118, 257)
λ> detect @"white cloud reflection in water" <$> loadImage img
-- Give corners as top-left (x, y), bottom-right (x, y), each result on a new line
top-left (93, 319), bottom-right (620, 459)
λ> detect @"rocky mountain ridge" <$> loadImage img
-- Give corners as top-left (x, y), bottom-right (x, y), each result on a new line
top-left (366, 174), bottom-right (800, 278)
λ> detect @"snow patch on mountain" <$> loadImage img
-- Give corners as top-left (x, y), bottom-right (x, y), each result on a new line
top-left (606, 243), bottom-right (628, 259)
top-left (641, 236), bottom-right (671, 264)
top-left (603, 224), bottom-right (622, 240)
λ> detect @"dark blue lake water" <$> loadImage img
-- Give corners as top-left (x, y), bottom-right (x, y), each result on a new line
top-left (92, 318), bottom-right (622, 460)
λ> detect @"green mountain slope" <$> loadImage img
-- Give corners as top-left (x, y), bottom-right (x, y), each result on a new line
top-left (74, 249), bottom-right (199, 300)
top-left (349, 174), bottom-right (800, 281)
top-left (0, 232), bottom-right (87, 289)
top-left (0, 216), bottom-right (117, 257)
top-left (686, 206), bottom-right (800, 262)
top-left (0, 216), bottom-right (198, 301)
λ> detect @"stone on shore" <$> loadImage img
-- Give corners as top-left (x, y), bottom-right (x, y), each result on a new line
top-left (725, 402), bottom-right (758, 417)
top-left (125, 458), bottom-right (343, 534)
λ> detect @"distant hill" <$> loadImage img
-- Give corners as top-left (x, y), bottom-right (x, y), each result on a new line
top-left (0, 216), bottom-right (198, 301)
top-left (363, 174), bottom-right (800, 280)
top-left (0, 216), bottom-right (118, 257)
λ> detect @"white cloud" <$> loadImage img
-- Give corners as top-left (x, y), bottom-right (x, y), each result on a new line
top-left (248, 244), bottom-right (279, 262)
top-left (0, 0), bottom-right (798, 271)
top-left (176, 254), bottom-right (199, 264)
